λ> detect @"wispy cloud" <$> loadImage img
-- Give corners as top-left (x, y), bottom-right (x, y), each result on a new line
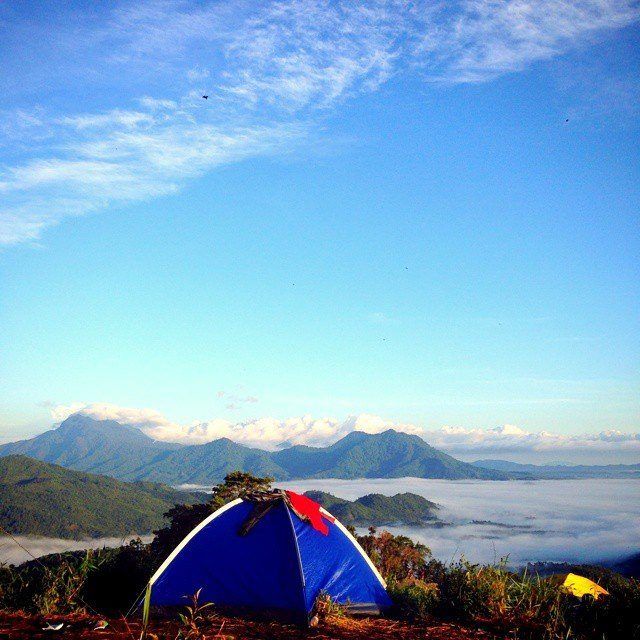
top-left (412, 0), bottom-right (640, 83)
top-left (0, 98), bottom-right (306, 243)
top-left (1, 0), bottom-right (638, 245)
top-left (217, 389), bottom-right (260, 411)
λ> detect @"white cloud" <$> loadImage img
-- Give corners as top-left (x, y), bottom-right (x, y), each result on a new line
top-left (148, 412), bottom-right (424, 448)
top-left (423, 423), bottom-right (640, 456)
top-left (216, 390), bottom-right (260, 412)
top-left (50, 402), bottom-right (422, 448)
top-left (0, 105), bottom-right (305, 244)
top-left (51, 402), bottom-right (175, 431)
top-left (2, 0), bottom-right (637, 245)
top-left (49, 402), bottom-right (640, 461)
top-left (220, 1), bottom-right (403, 111)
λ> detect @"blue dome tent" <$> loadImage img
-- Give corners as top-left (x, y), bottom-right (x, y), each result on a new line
top-left (142, 490), bottom-right (392, 625)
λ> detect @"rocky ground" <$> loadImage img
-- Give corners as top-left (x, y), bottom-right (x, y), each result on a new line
top-left (0, 612), bottom-right (504, 640)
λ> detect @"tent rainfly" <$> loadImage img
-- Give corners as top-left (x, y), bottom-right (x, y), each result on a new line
top-left (143, 490), bottom-right (392, 625)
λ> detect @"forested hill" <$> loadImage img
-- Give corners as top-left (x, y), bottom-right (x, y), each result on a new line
top-left (304, 490), bottom-right (440, 526)
top-left (0, 455), bottom-right (203, 539)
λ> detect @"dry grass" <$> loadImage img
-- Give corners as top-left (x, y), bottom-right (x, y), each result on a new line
top-left (0, 611), bottom-right (502, 640)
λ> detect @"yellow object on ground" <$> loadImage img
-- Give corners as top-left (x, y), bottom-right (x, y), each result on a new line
top-left (561, 573), bottom-right (609, 600)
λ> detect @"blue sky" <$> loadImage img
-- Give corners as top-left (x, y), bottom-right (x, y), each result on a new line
top-left (0, 1), bottom-right (638, 462)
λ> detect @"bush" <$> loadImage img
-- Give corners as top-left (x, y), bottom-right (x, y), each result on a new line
top-left (83, 538), bottom-right (154, 614)
top-left (0, 539), bottom-right (154, 616)
top-left (0, 550), bottom-right (97, 615)
top-left (561, 569), bottom-right (640, 640)
top-left (387, 578), bottom-right (439, 620)
top-left (434, 560), bottom-right (570, 637)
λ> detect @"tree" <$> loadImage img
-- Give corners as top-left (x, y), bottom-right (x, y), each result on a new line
top-left (209, 471), bottom-right (273, 510)
top-left (151, 472), bottom-right (273, 560)
top-left (356, 527), bottom-right (432, 583)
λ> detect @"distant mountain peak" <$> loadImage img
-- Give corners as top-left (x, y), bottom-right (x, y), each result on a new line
top-left (333, 428), bottom-right (423, 445)
top-left (56, 413), bottom-right (169, 446)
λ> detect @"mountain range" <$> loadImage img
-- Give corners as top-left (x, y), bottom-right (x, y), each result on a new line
top-left (0, 414), bottom-right (505, 483)
top-left (472, 459), bottom-right (640, 479)
top-left (0, 455), bottom-right (202, 539)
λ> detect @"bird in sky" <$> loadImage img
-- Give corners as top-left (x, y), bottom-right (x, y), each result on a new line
top-left (202, 95), bottom-right (209, 99)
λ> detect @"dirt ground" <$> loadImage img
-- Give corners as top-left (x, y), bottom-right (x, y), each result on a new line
top-left (0, 612), bottom-right (504, 640)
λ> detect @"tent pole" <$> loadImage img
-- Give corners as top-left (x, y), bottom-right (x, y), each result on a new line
top-left (141, 583), bottom-right (152, 632)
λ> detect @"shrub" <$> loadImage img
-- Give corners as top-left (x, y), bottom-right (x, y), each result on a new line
top-left (387, 578), bottom-right (439, 620)
top-left (175, 588), bottom-right (215, 640)
top-left (561, 569), bottom-right (640, 640)
top-left (36, 552), bottom-right (97, 615)
top-left (83, 538), bottom-right (154, 615)
top-left (312, 591), bottom-right (348, 622)
top-left (0, 540), bottom-right (153, 616)
top-left (0, 550), bottom-right (98, 615)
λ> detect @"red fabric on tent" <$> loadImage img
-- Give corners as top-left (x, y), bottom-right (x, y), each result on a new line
top-left (285, 490), bottom-right (335, 535)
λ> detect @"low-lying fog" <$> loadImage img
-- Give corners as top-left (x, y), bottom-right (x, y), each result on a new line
top-left (279, 479), bottom-right (640, 567)
top-left (1, 480), bottom-right (637, 568)
top-left (0, 535), bottom-right (152, 566)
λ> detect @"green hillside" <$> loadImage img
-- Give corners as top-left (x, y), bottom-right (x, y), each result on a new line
top-left (136, 437), bottom-right (288, 484)
top-left (305, 490), bottom-right (440, 526)
top-left (0, 455), bottom-right (202, 539)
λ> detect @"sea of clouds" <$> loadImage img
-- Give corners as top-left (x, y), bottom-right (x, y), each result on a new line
top-left (3, 479), bottom-right (637, 568)
top-left (280, 478), bottom-right (640, 567)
